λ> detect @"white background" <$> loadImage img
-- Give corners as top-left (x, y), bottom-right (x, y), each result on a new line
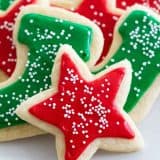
top-left (0, 96), bottom-right (160, 160)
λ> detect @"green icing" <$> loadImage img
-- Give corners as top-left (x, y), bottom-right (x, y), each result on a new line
top-left (0, 0), bottom-right (14, 10)
top-left (104, 10), bottom-right (160, 112)
top-left (0, 13), bottom-right (93, 128)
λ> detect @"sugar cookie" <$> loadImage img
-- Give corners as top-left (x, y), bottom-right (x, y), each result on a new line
top-left (0, 0), bottom-right (47, 82)
top-left (16, 45), bottom-right (143, 160)
top-left (51, 0), bottom-right (148, 64)
top-left (0, 5), bottom-right (103, 141)
top-left (96, 5), bottom-right (160, 122)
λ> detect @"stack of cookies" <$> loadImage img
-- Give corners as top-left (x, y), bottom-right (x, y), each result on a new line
top-left (0, 0), bottom-right (159, 159)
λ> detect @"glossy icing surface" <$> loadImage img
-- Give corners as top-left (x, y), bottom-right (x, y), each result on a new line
top-left (105, 10), bottom-right (160, 112)
top-left (0, 0), bottom-right (14, 10)
top-left (29, 53), bottom-right (135, 160)
top-left (116, 0), bottom-right (147, 10)
top-left (0, 0), bottom-right (37, 76)
top-left (75, 0), bottom-right (120, 64)
top-left (0, 13), bottom-right (93, 128)
top-left (75, 0), bottom-right (148, 64)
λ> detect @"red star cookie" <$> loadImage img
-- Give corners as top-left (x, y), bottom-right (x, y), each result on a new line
top-left (16, 45), bottom-right (143, 160)
top-left (0, 0), bottom-right (46, 80)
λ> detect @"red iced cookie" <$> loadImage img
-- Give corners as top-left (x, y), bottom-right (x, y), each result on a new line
top-left (0, 0), bottom-right (45, 78)
top-left (52, 0), bottom-right (157, 65)
top-left (16, 45), bottom-right (143, 160)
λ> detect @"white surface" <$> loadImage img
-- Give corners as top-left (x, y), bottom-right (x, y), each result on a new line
top-left (0, 97), bottom-right (160, 160)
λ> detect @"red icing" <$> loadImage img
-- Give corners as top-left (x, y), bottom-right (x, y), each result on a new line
top-left (149, 0), bottom-right (160, 13)
top-left (29, 53), bottom-right (135, 160)
top-left (116, 0), bottom-right (147, 10)
top-left (74, 0), bottom-right (147, 64)
top-left (2, 0), bottom-right (159, 77)
top-left (0, 0), bottom-right (37, 76)
top-left (75, 0), bottom-right (120, 64)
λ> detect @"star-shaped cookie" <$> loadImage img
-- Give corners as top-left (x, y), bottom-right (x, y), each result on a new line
top-left (16, 45), bottom-right (143, 160)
